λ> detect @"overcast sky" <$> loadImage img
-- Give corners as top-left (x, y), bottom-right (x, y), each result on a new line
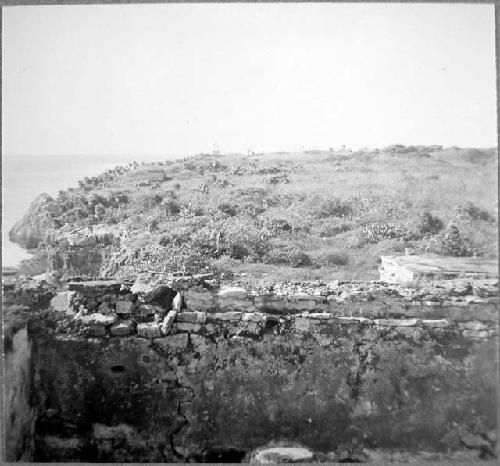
top-left (2, 3), bottom-right (497, 157)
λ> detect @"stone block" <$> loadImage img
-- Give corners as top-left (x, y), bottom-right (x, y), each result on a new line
top-left (294, 317), bottom-right (310, 332)
top-left (251, 447), bottom-right (314, 464)
top-left (242, 312), bottom-right (267, 323)
top-left (184, 289), bottom-right (215, 311)
top-left (218, 286), bottom-right (247, 298)
top-left (379, 255), bottom-right (498, 284)
top-left (50, 291), bottom-right (77, 313)
top-left (115, 300), bottom-right (134, 314)
top-left (462, 330), bottom-right (490, 339)
top-left (422, 319), bottom-right (450, 328)
top-left (87, 325), bottom-right (105, 337)
top-left (154, 333), bottom-right (189, 351)
top-left (207, 312), bottom-right (242, 322)
top-left (99, 293), bottom-right (117, 304)
top-left (110, 322), bottom-right (132, 336)
top-left (172, 293), bottom-right (182, 311)
top-left (458, 321), bottom-right (489, 331)
top-left (176, 311), bottom-right (207, 323)
top-left (396, 327), bottom-right (423, 338)
top-left (135, 304), bottom-right (156, 317)
top-left (375, 318), bottom-right (419, 327)
top-left (336, 317), bottom-right (361, 324)
top-left (175, 322), bottom-right (202, 333)
top-left (78, 313), bottom-right (117, 326)
top-left (289, 293), bottom-right (316, 301)
top-left (98, 302), bottom-right (114, 314)
top-left (130, 281), bottom-right (155, 295)
top-left (161, 310), bottom-right (177, 335)
top-left (240, 321), bottom-right (261, 335)
top-left (308, 313), bottom-right (331, 320)
top-left (137, 323), bottom-right (161, 339)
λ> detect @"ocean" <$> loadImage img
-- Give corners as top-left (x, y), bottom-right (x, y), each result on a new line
top-left (2, 154), bottom-right (166, 267)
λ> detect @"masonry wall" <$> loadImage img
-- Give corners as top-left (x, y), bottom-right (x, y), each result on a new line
top-left (4, 323), bottom-right (35, 461)
top-left (22, 278), bottom-right (498, 462)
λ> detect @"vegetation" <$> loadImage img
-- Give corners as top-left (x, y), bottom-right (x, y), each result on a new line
top-left (12, 146), bottom-right (498, 281)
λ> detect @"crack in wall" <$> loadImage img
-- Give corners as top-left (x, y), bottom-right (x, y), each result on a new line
top-left (149, 338), bottom-right (195, 461)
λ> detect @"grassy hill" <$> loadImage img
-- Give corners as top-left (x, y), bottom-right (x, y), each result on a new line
top-left (11, 146), bottom-right (498, 283)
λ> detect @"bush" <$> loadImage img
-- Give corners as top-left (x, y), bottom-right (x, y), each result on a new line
top-left (217, 203), bottom-right (238, 216)
top-left (134, 193), bottom-right (163, 210)
top-left (163, 200), bottom-right (181, 215)
top-left (265, 245), bottom-right (313, 267)
top-left (147, 218), bottom-right (159, 231)
top-left (159, 228), bottom-right (191, 247)
top-left (362, 223), bottom-right (415, 243)
top-left (133, 243), bottom-right (212, 274)
top-left (455, 202), bottom-right (494, 223)
top-left (318, 251), bottom-right (349, 267)
top-left (315, 220), bottom-right (352, 237)
top-left (416, 212), bottom-right (443, 236)
top-left (222, 221), bottom-right (270, 261)
top-left (427, 223), bottom-right (473, 257)
top-left (262, 218), bottom-right (292, 236)
top-left (312, 198), bottom-right (353, 219)
top-left (225, 243), bottom-right (249, 260)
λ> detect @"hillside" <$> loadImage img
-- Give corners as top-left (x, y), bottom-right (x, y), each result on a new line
top-left (9, 146), bottom-right (498, 283)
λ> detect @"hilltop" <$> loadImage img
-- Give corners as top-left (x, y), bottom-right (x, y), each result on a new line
top-left (9, 145), bottom-right (498, 284)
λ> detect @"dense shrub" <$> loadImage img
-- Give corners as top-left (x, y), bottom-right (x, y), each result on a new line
top-left (362, 223), bottom-right (415, 243)
top-left (415, 212), bottom-right (444, 236)
top-left (225, 243), bottom-right (250, 260)
top-left (265, 245), bottom-right (313, 267)
top-left (147, 218), bottom-right (159, 231)
top-left (318, 251), bottom-right (349, 267)
top-left (315, 220), bottom-right (352, 237)
top-left (190, 227), bottom-right (222, 257)
top-left (163, 200), bottom-right (181, 215)
top-left (133, 243), bottom-right (212, 274)
top-left (217, 203), bottom-right (238, 216)
top-left (223, 222), bottom-right (270, 261)
top-left (134, 193), bottom-right (163, 210)
top-left (262, 218), bottom-right (292, 236)
top-left (159, 228), bottom-right (191, 247)
top-left (427, 223), bottom-right (473, 257)
top-left (312, 198), bottom-right (353, 219)
top-left (455, 202), bottom-right (494, 223)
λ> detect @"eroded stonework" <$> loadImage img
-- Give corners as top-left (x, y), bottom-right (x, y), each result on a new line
top-left (3, 271), bottom-right (499, 462)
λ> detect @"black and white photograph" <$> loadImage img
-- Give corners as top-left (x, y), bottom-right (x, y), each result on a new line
top-left (2, 2), bottom-right (498, 463)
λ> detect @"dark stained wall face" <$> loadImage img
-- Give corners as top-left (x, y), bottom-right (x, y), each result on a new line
top-left (27, 313), bottom-right (497, 462)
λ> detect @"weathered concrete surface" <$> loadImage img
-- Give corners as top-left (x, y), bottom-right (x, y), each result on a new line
top-left (380, 255), bottom-right (498, 284)
top-left (27, 308), bottom-right (497, 462)
top-left (29, 331), bottom-right (183, 462)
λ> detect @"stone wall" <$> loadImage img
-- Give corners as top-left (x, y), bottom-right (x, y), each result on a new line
top-left (16, 276), bottom-right (498, 462)
top-left (3, 318), bottom-right (35, 461)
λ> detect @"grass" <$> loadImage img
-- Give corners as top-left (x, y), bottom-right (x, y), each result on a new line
top-left (14, 146), bottom-right (498, 282)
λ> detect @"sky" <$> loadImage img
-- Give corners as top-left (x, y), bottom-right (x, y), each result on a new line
top-left (2, 3), bottom-right (497, 157)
